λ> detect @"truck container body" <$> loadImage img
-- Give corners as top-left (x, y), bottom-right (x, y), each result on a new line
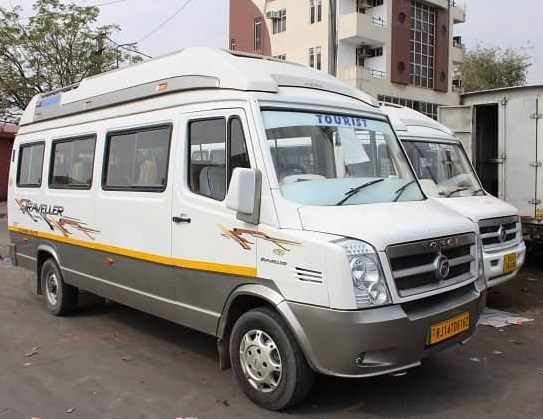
top-left (439, 86), bottom-right (543, 252)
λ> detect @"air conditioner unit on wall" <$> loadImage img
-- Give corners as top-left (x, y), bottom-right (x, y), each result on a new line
top-left (266, 10), bottom-right (281, 19)
top-left (357, 0), bottom-right (374, 10)
top-left (357, 46), bottom-right (371, 59)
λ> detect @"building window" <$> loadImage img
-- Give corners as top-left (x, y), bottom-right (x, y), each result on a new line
top-left (377, 94), bottom-right (440, 120)
top-left (309, 46), bottom-right (321, 70)
top-left (50, 135), bottom-right (96, 189)
top-left (310, 0), bottom-right (322, 23)
top-left (104, 125), bottom-right (171, 191)
top-left (410, 1), bottom-right (436, 88)
top-left (17, 142), bottom-right (45, 187)
top-left (272, 9), bottom-right (287, 33)
top-left (254, 17), bottom-right (262, 50)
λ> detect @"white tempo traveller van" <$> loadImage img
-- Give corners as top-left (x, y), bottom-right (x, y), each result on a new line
top-left (8, 48), bottom-right (486, 410)
top-left (382, 103), bottom-right (526, 288)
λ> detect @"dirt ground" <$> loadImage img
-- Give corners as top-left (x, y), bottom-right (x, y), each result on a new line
top-left (486, 256), bottom-right (543, 318)
top-left (0, 214), bottom-right (542, 419)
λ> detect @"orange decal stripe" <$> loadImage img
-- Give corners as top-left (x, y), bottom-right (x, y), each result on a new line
top-left (8, 225), bottom-right (256, 277)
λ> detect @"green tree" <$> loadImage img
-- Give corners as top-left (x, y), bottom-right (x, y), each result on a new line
top-left (0, 0), bottom-right (142, 121)
top-left (459, 45), bottom-right (531, 93)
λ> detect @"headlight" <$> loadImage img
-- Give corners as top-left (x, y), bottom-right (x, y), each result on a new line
top-left (341, 239), bottom-right (391, 308)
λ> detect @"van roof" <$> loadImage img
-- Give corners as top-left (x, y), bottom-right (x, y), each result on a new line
top-left (20, 48), bottom-right (379, 126)
top-left (380, 102), bottom-right (454, 137)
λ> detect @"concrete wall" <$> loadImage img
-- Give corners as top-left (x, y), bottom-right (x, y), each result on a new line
top-left (0, 124), bottom-right (17, 201)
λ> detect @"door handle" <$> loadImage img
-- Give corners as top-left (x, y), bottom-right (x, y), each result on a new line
top-left (172, 214), bottom-right (191, 223)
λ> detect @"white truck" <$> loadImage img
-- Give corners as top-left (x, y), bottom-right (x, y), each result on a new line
top-left (439, 85), bottom-right (543, 254)
top-left (382, 104), bottom-right (525, 288)
top-left (7, 48), bottom-right (486, 410)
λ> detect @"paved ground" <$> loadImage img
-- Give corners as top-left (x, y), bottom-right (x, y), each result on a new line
top-left (1, 209), bottom-right (542, 418)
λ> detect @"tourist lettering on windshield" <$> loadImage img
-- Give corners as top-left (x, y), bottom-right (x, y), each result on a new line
top-left (315, 114), bottom-right (367, 128)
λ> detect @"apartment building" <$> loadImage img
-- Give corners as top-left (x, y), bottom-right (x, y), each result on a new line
top-left (229, 0), bottom-right (466, 118)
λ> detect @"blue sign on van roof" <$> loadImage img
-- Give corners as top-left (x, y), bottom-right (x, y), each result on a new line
top-left (37, 94), bottom-right (61, 108)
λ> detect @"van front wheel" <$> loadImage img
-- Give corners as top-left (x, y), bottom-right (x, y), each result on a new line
top-left (229, 307), bottom-right (314, 410)
top-left (41, 258), bottom-right (78, 316)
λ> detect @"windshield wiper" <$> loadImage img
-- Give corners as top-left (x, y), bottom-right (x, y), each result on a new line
top-left (471, 189), bottom-right (485, 196)
top-left (439, 186), bottom-right (469, 197)
top-left (336, 178), bottom-right (385, 206)
top-left (393, 180), bottom-right (417, 202)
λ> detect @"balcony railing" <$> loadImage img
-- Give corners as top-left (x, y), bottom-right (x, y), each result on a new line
top-left (339, 12), bottom-right (387, 44)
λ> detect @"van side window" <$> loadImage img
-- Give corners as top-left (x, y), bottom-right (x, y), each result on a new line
top-left (17, 142), bottom-right (45, 187)
top-left (228, 117), bottom-right (251, 185)
top-left (103, 125), bottom-right (171, 191)
top-left (50, 135), bottom-right (96, 189)
top-left (189, 118), bottom-right (227, 200)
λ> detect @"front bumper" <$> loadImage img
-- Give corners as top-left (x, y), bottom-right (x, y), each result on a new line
top-left (281, 283), bottom-right (486, 378)
top-left (484, 241), bottom-right (526, 288)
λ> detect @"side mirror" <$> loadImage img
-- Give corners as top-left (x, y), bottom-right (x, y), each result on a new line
top-left (226, 168), bottom-right (261, 224)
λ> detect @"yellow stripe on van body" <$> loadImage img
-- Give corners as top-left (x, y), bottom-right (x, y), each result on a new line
top-left (8, 225), bottom-right (257, 277)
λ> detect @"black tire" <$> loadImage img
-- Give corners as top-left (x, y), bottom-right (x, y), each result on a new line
top-left (229, 307), bottom-right (315, 410)
top-left (41, 258), bottom-right (78, 316)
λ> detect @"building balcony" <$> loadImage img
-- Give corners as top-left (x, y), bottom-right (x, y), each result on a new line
top-left (451, 36), bottom-right (464, 64)
top-left (338, 12), bottom-right (387, 45)
top-left (424, 0), bottom-right (449, 8)
top-left (450, 1), bottom-right (466, 24)
top-left (338, 65), bottom-right (387, 90)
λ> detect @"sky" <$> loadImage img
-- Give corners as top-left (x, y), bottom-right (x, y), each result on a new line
top-left (1, 0), bottom-right (542, 85)
top-left (1, 0), bottom-right (229, 57)
top-left (455, 0), bottom-right (543, 84)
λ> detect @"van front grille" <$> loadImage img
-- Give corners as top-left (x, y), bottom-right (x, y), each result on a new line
top-left (386, 233), bottom-right (476, 297)
top-left (478, 216), bottom-right (520, 249)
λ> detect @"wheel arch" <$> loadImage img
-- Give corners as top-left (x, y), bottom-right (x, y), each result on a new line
top-left (215, 284), bottom-right (315, 373)
top-left (36, 244), bottom-right (61, 295)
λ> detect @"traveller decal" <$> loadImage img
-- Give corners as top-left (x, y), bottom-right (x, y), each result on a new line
top-left (15, 198), bottom-right (100, 239)
top-left (218, 224), bottom-right (300, 251)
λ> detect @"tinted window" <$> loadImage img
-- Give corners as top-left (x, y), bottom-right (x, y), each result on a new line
top-left (17, 142), bottom-right (45, 187)
top-left (50, 136), bottom-right (96, 188)
top-left (104, 125), bottom-right (171, 191)
top-left (189, 117), bottom-right (251, 201)
top-left (189, 118), bottom-right (226, 200)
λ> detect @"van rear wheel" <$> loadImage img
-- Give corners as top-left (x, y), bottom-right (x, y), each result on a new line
top-left (41, 258), bottom-right (78, 316)
top-left (229, 307), bottom-right (314, 410)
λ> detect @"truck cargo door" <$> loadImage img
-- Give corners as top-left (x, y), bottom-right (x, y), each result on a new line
top-left (439, 105), bottom-right (474, 159)
top-left (504, 97), bottom-right (539, 219)
top-left (535, 98), bottom-right (543, 220)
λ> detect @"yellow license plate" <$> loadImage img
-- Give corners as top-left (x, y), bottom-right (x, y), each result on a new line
top-left (429, 312), bottom-right (470, 345)
top-left (503, 252), bottom-right (517, 273)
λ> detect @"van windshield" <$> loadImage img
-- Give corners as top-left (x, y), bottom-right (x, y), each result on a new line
top-left (402, 139), bottom-right (485, 197)
top-left (261, 110), bottom-right (424, 206)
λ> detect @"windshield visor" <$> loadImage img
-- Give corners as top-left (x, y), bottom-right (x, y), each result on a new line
top-left (402, 140), bottom-right (484, 197)
top-left (261, 110), bottom-right (424, 206)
